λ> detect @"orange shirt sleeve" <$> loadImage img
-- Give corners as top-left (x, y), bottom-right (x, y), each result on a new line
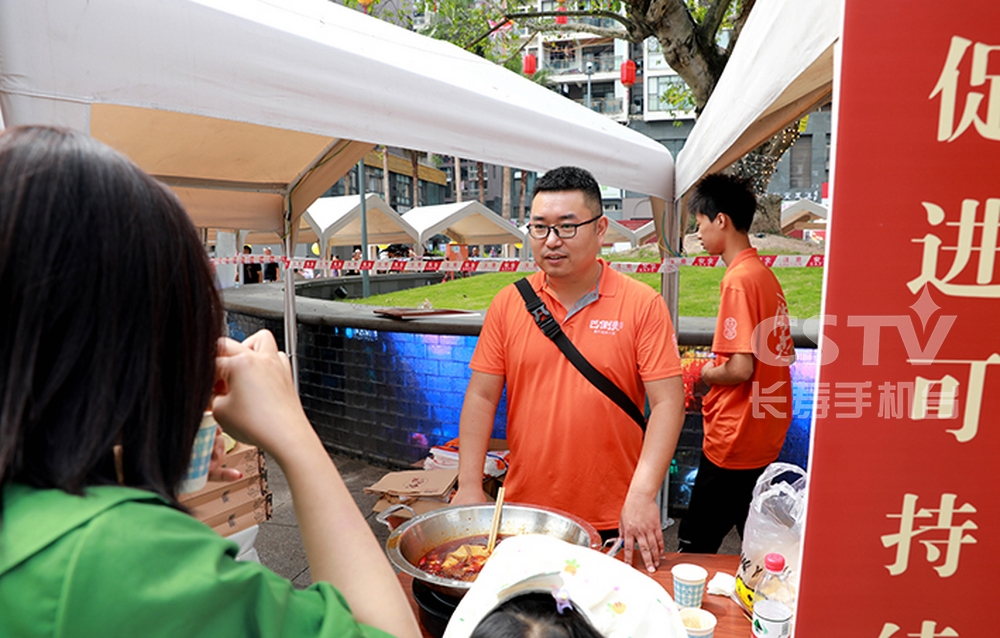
top-left (711, 272), bottom-right (758, 355)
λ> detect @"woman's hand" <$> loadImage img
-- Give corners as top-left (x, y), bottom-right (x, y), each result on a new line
top-left (210, 331), bottom-right (311, 462)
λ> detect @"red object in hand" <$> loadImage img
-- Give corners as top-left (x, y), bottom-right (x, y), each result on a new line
top-left (620, 60), bottom-right (636, 87)
top-left (523, 53), bottom-right (537, 76)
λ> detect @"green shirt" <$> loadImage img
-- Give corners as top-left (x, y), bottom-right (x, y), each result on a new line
top-left (0, 483), bottom-right (393, 638)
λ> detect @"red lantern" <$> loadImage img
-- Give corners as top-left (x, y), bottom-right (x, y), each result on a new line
top-left (523, 53), bottom-right (537, 76)
top-left (555, 5), bottom-right (567, 24)
top-left (620, 60), bottom-right (636, 87)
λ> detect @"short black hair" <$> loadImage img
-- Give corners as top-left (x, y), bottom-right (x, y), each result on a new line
top-left (688, 173), bottom-right (757, 232)
top-left (531, 166), bottom-right (603, 219)
top-left (471, 593), bottom-right (603, 638)
top-left (0, 126), bottom-right (223, 506)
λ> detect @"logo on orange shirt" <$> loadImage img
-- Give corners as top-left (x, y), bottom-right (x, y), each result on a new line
top-left (723, 316), bottom-right (738, 340)
top-left (589, 319), bottom-right (624, 335)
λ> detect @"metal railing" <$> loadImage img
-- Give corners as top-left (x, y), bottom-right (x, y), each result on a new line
top-left (574, 96), bottom-right (624, 114)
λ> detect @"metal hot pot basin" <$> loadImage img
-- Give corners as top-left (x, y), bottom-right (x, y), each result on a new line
top-left (383, 502), bottom-right (601, 598)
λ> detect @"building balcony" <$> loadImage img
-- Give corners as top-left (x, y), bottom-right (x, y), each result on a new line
top-left (573, 96), bottom-right (623, 115)
top-left (544, 54), bottom-right (619, 76)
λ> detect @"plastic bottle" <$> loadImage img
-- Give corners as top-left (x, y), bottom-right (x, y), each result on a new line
top-left (751, 552), bottom-right (794, 638)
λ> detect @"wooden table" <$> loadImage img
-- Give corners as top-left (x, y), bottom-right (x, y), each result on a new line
top-left (399, 552), bottom-right (750, 638)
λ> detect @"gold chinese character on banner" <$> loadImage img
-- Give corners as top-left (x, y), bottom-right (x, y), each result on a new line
top-left (931, 36), bottom-right (1000, 142)
top-left (909, 199), bottom-right (1000, 298)
top-left (882, 493), bottom-right (977, 577)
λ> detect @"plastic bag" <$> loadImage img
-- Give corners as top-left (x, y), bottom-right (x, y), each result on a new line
top-left (732, 462), bottom-right (807, 615)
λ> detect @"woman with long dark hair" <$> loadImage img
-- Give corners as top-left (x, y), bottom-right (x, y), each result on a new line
top-left (0, 126), bottom-right (419, 638)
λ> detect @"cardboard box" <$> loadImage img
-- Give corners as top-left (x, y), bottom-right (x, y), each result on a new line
top-left (189, 473), bottom-right (269, 522)
top-left (366, 468), bottom-right (458, 520)
top-left (212, 499), bottom-right (272, 537)
top-left (179, 439), bottom-right (272, 538)
top-left (218, 441), bottom-right (266, 478)
top-left (365, 468), bottom-right (458, 498)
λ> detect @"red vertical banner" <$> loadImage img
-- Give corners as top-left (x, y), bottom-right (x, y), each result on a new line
top-left (797, 2), bottom-right (999, 635)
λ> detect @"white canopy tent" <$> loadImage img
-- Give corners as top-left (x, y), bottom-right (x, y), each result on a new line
top-left (674, 0), bottom-right (841, 205)
top-left (0, 0), bottom-right (674, 375)
top-left (403, 202), bottom-right (525, 255)
top-left (304, 194), bottom-right (419, 255)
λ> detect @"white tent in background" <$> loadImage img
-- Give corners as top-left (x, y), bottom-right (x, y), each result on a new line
top-left (633, 221), bottom-right (659, 247)
top-left (304, 194), bottom-right (418, 256)
top-left (403, 202), bottom-right (526, 255)
top-left (674, 0), bottom-right (841, 204)
top-left (0, 0), bottom-right (673, 375)
top-left (604, 218), bottom-right (638, 247)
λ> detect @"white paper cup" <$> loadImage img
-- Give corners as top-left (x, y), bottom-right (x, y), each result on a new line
top-left (178, 412), bottom-right (218, 494)
top-left (679, 607), bottom-right (717, 638)
top-left (671, 563), bottom-right (709, 608)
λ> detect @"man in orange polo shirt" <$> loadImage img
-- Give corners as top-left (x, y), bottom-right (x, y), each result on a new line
top-left (452, 166), bottom-right (685, 572)
top-left (677, 173), bottom-right (795, 554)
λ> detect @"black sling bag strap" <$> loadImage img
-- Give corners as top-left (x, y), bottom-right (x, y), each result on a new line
top-left (514, 278), bottom-right (647, 432)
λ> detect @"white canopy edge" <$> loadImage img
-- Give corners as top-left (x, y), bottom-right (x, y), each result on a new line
top-left (674, 0), bottom-right (841, 200)
top-left (0, 0), bottom-right (674, 230)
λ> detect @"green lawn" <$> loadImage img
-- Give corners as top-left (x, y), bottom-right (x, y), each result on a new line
top-left (345, 259), bottom-right (823, 319)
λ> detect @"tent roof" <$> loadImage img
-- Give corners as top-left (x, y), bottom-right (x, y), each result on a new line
top-left (604, 218), bottom-right (638, 246)
top-left (633, 221), bottom-right (659, 245)
top-left (674, 0), bottom-right (841, 201)
top-left (781, 199), bottom-right (828, 223)
top-left (304, 194), bottom-right (419, 247)
top-left (0, 0), bottom-right (674, 236)
top-left (403, 202), bottom-right (525, 247)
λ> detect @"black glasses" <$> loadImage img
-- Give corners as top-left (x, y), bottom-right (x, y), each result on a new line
top-left (527, 214), bottom-right (603, 239)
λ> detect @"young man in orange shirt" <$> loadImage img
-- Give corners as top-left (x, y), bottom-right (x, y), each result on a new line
top-left (452, 167), bottom-right (686, 572)
top-left (677, 173), bottom-right (796, 554)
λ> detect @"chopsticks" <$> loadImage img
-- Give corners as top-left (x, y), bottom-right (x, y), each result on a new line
top-left (486, 486), bottom-right (505, 554)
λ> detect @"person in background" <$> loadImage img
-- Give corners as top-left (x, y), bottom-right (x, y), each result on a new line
top-left (677, 173), bottom-right (795, 554)
top-left (0, 126), bottom-right (420, 638)
top-left (262, 247), bottom-right (279, 282)
top-left (346, 248), bottom-right (363, 276)
top-left (451, 166), bottom-right (685, 572)
top-left (240, 244), bottom-right (261, 284)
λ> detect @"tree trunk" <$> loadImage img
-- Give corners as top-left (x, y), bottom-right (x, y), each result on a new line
top-left (454, 156), bottom-right (462, 202)
top-left (382, 145), bottom-right (391, 204)
top-left (409, 150), bottom-right (420, 208)
top-left (730, 120), bottom-right (803, 196)
top-left (502, 166), bottom-right (512, 220)
top-left (477, 161), bottom-right (485, 205)
top-left (518, 170), bottom-right (527, 224)
top-left (642, 0), bottom-right (728, 110)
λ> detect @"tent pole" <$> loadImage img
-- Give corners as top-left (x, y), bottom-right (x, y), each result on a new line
top-left (657, 195), bottom-right (679, 529)
top-left (359, 160), bottom-right (370, 298)
top-left (283, 199), bottom-right (300, 392)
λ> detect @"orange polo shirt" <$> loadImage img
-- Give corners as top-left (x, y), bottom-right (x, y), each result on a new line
top-left (470, 262), bottom-right (681, 530)
top-left (702, 248), bottom-right (795, 469)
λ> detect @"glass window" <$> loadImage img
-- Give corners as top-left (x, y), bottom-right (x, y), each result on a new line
top-left (646, 75), bottom-right (694, 113)
top-left (395, 173), bottom-right (413, 209)
top-left (789, 135), bottom-right (813, 189)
